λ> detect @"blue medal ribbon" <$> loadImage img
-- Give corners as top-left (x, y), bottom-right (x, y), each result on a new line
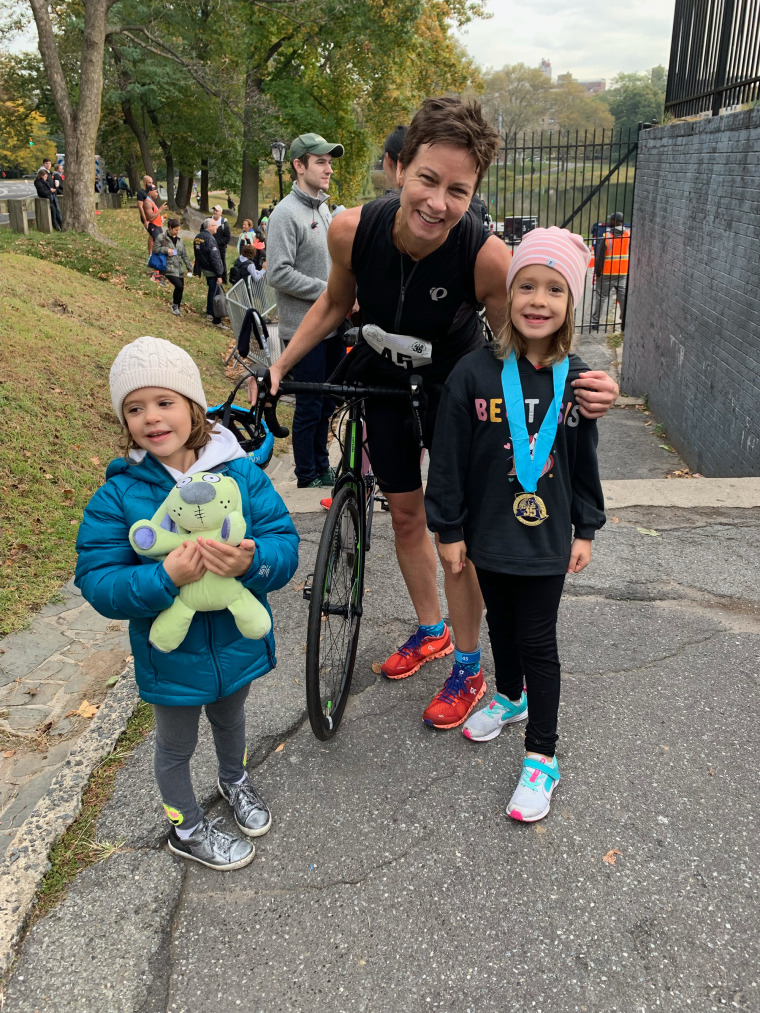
top-left (501, 351), bottom-right (569, 493)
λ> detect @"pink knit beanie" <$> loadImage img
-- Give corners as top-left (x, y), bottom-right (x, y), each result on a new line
top-left (506, 226), bottom-right (590, 307)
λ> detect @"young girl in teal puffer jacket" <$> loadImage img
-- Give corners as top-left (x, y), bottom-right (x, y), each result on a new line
top-left (75, 336), bottom-right (299, 871)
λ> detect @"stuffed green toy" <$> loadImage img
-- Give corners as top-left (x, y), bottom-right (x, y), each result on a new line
top-left (128, 472), bottom-right (271, 653)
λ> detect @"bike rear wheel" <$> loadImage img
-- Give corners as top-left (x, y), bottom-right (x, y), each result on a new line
top-left (305, 485), bottom-right (363, 739)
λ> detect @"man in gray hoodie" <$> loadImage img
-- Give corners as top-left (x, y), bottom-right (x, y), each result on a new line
top-left (266, 132), bottom-right (346, 488)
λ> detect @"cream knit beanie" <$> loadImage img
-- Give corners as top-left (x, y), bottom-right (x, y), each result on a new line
top-left (109, 336), bottom-right (207, 423)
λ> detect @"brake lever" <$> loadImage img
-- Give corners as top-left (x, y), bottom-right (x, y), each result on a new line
top-left (253, 368), bottom-right (290, 439)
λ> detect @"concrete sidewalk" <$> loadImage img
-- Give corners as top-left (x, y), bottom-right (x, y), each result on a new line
top-left (1, 332), bottom-right (759, 1008)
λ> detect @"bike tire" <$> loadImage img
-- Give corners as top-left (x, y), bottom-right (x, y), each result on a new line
top-left (305, 485), bottom-right (363, 739)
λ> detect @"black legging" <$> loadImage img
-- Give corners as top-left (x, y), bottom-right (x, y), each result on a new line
top-left (475, 568), bottom-right (566, 757)
top-left (165, 275), bottom-right (184, 306)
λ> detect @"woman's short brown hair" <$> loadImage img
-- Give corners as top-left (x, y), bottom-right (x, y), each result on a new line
top-left (398, 97), bottom-right (499, 191)
top-left (494, 291), bottom-right (575, 367)
top-left (119, 397), bottom-right (214, 463)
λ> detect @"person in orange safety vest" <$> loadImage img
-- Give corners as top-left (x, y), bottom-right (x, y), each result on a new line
top-left (590, 211), bottom-right (629, 331)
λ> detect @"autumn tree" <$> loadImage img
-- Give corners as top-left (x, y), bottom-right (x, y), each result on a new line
top-left (603, 67), bottom-right (667, 135)
top-left (28, 0), bottom-right (117, 233)
top-left (550, 76), bottom-right (614, 135)
top-left (472, 63), bottom-right (553, 140)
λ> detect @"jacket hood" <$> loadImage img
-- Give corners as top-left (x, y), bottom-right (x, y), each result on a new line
top-left (106, 424), bottom-right (246, 483)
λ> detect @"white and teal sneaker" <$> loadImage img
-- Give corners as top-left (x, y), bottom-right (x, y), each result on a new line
top-left (462, 691), bottom-right (527, 742)
top-left (507, 754), bottom-right (560, 822)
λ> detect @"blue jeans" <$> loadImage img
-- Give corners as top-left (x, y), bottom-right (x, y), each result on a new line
top-left (290, 335), bottom-right (345, 486)
top-left (206, 275), bottom-right (221, 324)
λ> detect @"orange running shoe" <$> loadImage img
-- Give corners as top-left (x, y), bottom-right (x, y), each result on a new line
top-left (381, 626), bottom-right (453, 680)
top-left (422, 665), bottom-right (486, 729)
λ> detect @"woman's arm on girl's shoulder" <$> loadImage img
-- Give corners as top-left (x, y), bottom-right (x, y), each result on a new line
top-left (75, 483), bottom-right (180, 620)
top-left (234, 462), bottom-right (300, 594)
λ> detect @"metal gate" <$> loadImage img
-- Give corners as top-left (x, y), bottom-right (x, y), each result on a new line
top-left (479, 127), bottom-right (640, 333)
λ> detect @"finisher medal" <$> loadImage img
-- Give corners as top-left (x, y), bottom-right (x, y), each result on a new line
top-left (501, 352), bottom-right (569, 527)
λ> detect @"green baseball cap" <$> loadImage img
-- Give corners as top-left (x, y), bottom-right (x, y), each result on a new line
top-left (290, 132), bottom-right (344, 161)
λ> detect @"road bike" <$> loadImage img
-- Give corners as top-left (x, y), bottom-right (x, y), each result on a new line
top-left (251, 368), bottom-right (425, 740)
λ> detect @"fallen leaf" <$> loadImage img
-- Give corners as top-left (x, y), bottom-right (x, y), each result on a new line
top-left (63, 488), bottom-right (75, 498)
top-left (90, 456), bottom-right (101, 466)
top-left (371, 661), bottom-right (383, 674)
top-left (274, 742), bottom-right (285, 753)
top-left (2, 749), bottom-right (16, 758)
top-left (292, 581), bottom-right (305, 592)
top-left (105, 675), bottom-right (120, 687)
top-left (23, 450), bottom-right (31, 457)
top-left (44, 473), bottom-right (54, 480)
top-left (602, 848), bottom-right (622, 865)
top-left (25, 687), bottom-right (39, 696)
top-left (708, 766), bottom-right (713, 776)
top-left (612, 516), bottom-right (619, 523)
top-left (65, 700), bottom-right (98, 719)
top-left (658, 444), bottom-right (676, 453)
top-left (637, 527), bottom-right (659, 537)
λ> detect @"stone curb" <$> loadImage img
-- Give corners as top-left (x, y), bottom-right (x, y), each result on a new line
top-left (0, 666), bottom-right (140, 976)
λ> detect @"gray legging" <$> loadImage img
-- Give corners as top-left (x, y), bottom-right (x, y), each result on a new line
top-left (153, 683), bottom-right (250, 830)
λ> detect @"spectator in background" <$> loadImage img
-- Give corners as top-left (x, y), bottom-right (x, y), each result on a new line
top-left (237, 218), bottom-right (257, 254)
top-left (211, 205), bottom-right (231, 284)
top-left (193, 217), bottom-right (227, 329)
top-left (591, 211), bottom-right (630, 331)
top-left (40, 158), bottom-right (64, 195)
top-left (143, 184), bottom-right (167, 259)
top-left (266, 131), bottom-right (346, 488)
top-left (118, 174), bottom-right (132, 198)
top-left (234, 241), bottom-right (267, 283)
top-left (153, 218), bottom-right (193, 316)
top-left (137, 174), bottom-right (155, 245)
top-left (34, 169), bottom-right (62, 231)
top-left (382, 124), bottom-right (407, 191)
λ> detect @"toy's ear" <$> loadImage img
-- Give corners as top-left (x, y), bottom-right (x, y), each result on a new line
top-left (149, 491), bottom-right (179, 532)
top-left (159, 513), bottom-right (179, 534)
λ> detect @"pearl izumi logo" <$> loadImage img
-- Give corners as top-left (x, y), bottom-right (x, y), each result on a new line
top-left (429, 287), bottom-right (447, 301)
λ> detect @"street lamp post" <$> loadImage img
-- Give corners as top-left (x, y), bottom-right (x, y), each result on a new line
top-left (270, 140), bottom-right (286, 201)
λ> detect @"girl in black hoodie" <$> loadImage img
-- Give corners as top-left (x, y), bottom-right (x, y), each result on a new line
top-left (425, 227), bottom-right (605, 822)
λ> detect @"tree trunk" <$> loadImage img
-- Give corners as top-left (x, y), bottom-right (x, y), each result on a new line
top-left (175, 172), bottom-right (193, 210)
top-left (127, 152), bottom-right (139, 192)
top-left (121, 100), bottom-right (155, 179)
top-left (164, 152), bottom-right (177, 210)
top-left (29, 0), bottom-right (111, 234)
top-left (237, 67), bottom-right (263, 229)
top-left (200, 157), bottom-right (209, 213)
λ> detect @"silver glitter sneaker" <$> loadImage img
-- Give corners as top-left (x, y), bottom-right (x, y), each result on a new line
top-left (218, 775), bottom-right (272, 837)
top-left (167, 816), bottom-right (255, 870)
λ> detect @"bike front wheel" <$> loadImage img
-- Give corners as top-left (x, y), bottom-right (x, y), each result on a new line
top-left (305, 485), bottom-right (363, 739)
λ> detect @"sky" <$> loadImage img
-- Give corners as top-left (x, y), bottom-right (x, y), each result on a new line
top-left (454, 0), bottom-right (677, 82)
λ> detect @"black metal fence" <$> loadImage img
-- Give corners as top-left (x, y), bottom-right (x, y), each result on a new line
top-left (479, 128), bottom-right (639, 333)
top-left (665, 0), bottom-right (760, 117)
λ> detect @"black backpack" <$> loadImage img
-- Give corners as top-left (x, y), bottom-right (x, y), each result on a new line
top-left (229, 257), bottom-right (246, 285)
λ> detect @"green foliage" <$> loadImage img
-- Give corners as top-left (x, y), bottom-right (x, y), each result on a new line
top-left (603, 67), bottom-right (667, 135)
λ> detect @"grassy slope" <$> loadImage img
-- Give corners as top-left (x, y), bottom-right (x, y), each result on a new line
top-left (0, 239), bottom-right (236, 635)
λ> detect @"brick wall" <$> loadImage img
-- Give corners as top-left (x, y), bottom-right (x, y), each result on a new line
top-left (621, 107), bottom-right (760, 477)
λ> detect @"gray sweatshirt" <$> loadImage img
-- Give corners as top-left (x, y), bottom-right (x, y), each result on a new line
top-left (266, 182), bottom-right (333, 342)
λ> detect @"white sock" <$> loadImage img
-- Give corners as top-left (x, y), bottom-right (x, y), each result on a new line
top-left (175, 821), bottom-right (201, 840)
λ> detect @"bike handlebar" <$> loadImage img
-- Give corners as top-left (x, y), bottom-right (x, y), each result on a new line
top-left (252, 368), bottom-right (425, 443)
